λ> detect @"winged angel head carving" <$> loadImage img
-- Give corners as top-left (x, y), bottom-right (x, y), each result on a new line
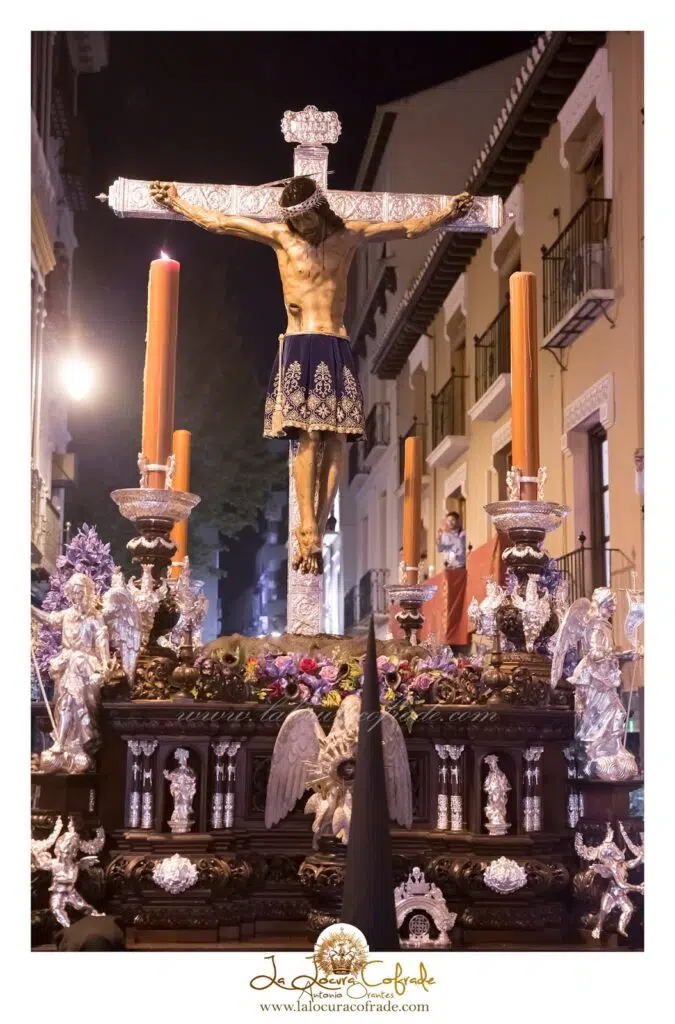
top-left (265, 694), bottom-right (412, 846)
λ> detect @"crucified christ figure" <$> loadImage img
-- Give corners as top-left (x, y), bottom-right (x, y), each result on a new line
top-left (150, 176), bottom-right (473, 574)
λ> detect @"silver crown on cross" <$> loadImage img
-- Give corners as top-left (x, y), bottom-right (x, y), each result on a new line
top-left (281, 105), bottom-right (342, 147)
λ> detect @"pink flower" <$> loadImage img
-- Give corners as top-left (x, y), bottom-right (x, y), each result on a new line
top-left (411, 673), bottom-right (434, 693)
top-left (319, 664), bottom-right (339, 683)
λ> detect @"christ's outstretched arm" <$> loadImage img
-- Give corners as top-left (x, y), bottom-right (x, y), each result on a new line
top-left (348, 191), bottom-right (474, 242)
top-left (150, 181), bottom-right (282, 246)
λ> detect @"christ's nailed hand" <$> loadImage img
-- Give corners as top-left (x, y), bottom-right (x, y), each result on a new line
top-left (150, 181), bottom-right (178, 208)
top-left (448, 191), bottom-right (473, 219)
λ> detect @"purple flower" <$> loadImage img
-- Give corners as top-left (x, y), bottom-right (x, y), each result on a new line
top-left (377, 656), bottom-right (396, 675)
top-left (274, 655), bottom-right (296, 676)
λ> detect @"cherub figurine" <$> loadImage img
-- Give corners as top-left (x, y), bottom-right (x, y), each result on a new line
top-left (31, 573), bottom-right (114, 773)
top-left (551, 587), bottom-right (640, 780)
top-left (575, 823), bottom-right (644, 939)
top-left (31, 816), bottom-right (105, 928)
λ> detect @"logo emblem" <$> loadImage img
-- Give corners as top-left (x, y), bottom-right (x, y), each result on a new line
top-left (314, 923), bottom-right (369, 977)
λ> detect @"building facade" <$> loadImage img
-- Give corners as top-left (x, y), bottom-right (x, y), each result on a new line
top-left (343, 31), bottom-right (643, 648)
top-left (31, 32), bottom-right (108, 575)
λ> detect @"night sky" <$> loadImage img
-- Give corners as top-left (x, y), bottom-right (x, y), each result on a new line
top-left (67, 31), bottom-right (536, 609)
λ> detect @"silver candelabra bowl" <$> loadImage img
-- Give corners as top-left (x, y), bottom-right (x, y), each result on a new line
top-left (111, 487), bottom-right (201, 524)
top-left (386, 583), bottom-right (437, 645)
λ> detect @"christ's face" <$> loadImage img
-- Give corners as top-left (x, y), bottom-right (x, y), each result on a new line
top-left (290, 210), bottom-right (325, 243)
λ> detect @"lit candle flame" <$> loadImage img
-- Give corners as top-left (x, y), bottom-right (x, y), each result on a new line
top-left (160, 250), bottom-right (171, 261)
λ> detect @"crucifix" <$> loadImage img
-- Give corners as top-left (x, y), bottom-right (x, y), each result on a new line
top-left (98, 105), bottom-right (503, 636)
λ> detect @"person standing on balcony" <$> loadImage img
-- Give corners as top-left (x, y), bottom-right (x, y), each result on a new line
top-left (436, 512), bottom-right (466, 569)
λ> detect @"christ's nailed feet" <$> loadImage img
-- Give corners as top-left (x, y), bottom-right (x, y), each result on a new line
top-left (292, 527), bottom-right (324, 576)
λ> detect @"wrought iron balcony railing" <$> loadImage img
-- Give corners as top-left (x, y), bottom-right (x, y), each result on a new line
top-left (364, 402), bottom-right (391, 460)
top-left (431, 375), bottom-right (468, 450)
top-left (358, 569), bottom-right (390, 621)
top-left (474, 301), bottom-right (511, 401)
top-left (542, 198), bottom-right (613, 348)
top-left (557, 532), bottom-right (635, 602)
top-left (399, 417), bottom-right (427, 486)
top-left (348, 441), bottom-right (370, 485)
top-left (344, 585), bottom-right (358, 633)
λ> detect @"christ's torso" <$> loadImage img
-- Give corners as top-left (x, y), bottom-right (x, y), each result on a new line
top-left (275, 226), bottom-right (360, 337)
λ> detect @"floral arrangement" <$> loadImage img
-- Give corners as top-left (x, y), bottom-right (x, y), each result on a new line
top-left (195, 644), bottom-right (472, 729)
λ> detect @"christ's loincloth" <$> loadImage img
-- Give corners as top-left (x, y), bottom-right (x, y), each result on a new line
top-left (263, 333), bottom-right (365, 441)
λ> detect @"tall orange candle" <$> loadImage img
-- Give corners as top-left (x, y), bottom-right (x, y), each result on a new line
top-left (402, 435), bottom-right (422, 585)
top-left (141, 253), bottom-right (180, 489)
top-left (509, 272), bottom-right (540, 501)
top-left (170, 429), bottom-right (191, 577)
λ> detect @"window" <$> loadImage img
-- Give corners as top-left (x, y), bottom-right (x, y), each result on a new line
top-left (499, 254), bottom-right (520, 305)
top-left (585, 143), bottom-right (605, 201)
top-left (589, 425), bottom-right (610, 587)
top-left (494, 442), bottom-right (513, 501)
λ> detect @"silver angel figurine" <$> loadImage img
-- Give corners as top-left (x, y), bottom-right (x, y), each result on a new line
top-left (265, 694), bottom-right (412, 847)
top-left (551, 587), bottom-right (640, 781)
top-left (512, 573), bottom-right (551, 653)
top-left (483, 754), bottom-right (510, 836)
top-left (164, 748), bottom-right (197, 833)
top-left (31, 816), bottom-right (105, 928)
top-left (575, 823), bottom-right (644, 939)
top-left (102, 567), bottom-right (142, 683)
top-left (31, 573), bottom-right (114, 773)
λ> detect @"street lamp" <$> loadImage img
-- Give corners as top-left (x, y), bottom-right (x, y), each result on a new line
top-left (61, 356), bottom-right (94, 401)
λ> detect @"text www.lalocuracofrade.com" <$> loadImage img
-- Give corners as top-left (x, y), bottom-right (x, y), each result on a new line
top-left (259, 1002), bottom-right (430, 1013)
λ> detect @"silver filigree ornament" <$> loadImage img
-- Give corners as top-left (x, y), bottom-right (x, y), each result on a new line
top-left (265, 694), bottom-right (411, 846)
top-left (394, 867), bottom-right (457, 948)
top-left (152, 853), bottom-right (199, 895)
top-left (281, 105), bottom-right (342, 146)
top-left (512, 574), bottom-right (551, 653)
top-left (128, 564), bottom-right (166, 650)
top-left (483, 857), bottom-right (528, 895)
top-left (160, 557), bottom-right (209, 650)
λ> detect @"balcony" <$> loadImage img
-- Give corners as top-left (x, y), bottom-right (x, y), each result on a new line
top-left (399, 418), bottom-right (427, 487)
top-left (468, 302), bottom-right (512, 422)
top-left (358, 569), bottom-right (390, 622)
top-left (427, 375), bottom-right (469, 471)
top-left (364, 402), bottom-right (390, 467)
top-left (557, 532), bottom-right (636, 602)
top-left (348, 441), bottom-right (370, 489)
top-left (542, 198), bottom-right (613, 350)
top-left (344, 585), bottom-right (358, 633)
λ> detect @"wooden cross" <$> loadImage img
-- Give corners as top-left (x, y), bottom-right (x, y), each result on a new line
top-left (99, 105), bottom-right (503, 636)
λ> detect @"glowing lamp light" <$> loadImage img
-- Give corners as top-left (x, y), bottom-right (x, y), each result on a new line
top-left (62, 357), bottom-right (94, 401)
